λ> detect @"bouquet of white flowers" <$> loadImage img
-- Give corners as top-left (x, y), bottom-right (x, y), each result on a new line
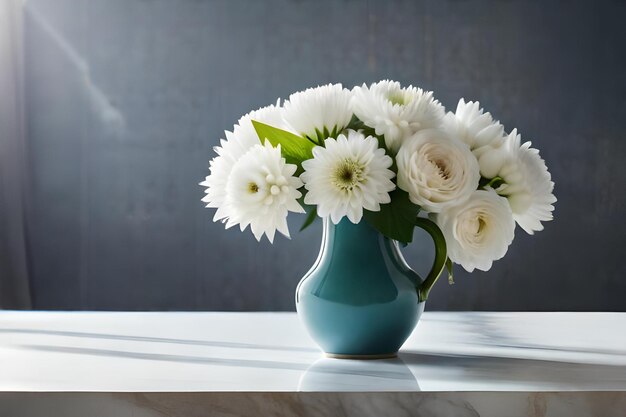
top-left (201, 81), bottom-right (556, 274)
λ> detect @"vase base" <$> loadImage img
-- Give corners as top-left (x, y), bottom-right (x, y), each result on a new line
top-left (324, 352), bottom-right (398, 360)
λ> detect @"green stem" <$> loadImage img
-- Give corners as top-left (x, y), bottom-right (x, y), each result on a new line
top-left (479, 176), bottom-right (504, 190)
top-left (415, 217), bottom-right (448, 302)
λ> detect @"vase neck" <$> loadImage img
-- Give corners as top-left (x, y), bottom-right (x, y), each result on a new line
top-left (300, 217), bottom-right (421, 304)
top-left (323, 218), bottom-right (382, 253)
top-left (319, 218), bottom-right (416, 280)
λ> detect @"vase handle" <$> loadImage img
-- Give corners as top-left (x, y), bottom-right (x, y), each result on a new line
top-left (414, 217), bottom-right (448, 302)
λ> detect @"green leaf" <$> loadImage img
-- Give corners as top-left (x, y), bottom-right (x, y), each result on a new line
top-left (479, 176), bottom-right (505, 190)
top-left (299, 207), bottom-right (318, 232)
top-left (346, 114), bottom-right (365, 131)
top-left (313, 128), bottom-right (325, 144)
top-left (252, 120), bottom-right (314, 173)
top-left (363, 189), bottom-right (420, 244)
top-left (356, 124), bottom-right (380, 142)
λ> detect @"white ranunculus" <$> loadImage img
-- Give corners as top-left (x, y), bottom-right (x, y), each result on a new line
top-left (436, 189), bottom-right (515, 272)
top-left (442, 99), bottom-right (506, 177)
top-left (224, 141), bottom-right (304, 243)
top-left (396, 129), bottom-right (480, 213)
top-left (282, 83), bottom-right (353, 143)
top-left (301, 130), bottom-right (395, 224)
top-left (200, 101), bottom-right (292, 222)
top-left (351, 80), bottom-right (445, 153)
top-left (482, 129), bottom-right (556, 234)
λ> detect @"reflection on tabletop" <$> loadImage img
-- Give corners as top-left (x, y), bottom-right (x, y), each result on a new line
top-left (298, 357), bottom-right (420, 391)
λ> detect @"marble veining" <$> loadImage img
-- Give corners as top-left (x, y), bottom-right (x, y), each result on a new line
top-left (1, 392), bottom-right (625, 417)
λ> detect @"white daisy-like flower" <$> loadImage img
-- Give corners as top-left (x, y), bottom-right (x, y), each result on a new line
top-left (481, 129), bottom-right (556, 234)
top-left (443, 99), bottom-right (505, 177)
top-left (200, 102), bottom-right (290, 222)
top-left (224, 141), bottom-right (304, 243)
top-left (436, 189), bottom-right (515, 272)
top-left (282, 83), bottom-right (353, 143)
top-left (351, 80), bottom-right (445, 153)
top-left (301, 130), bottom-right (395, 224)
top-left (396, 129), bottom-right (480, 213)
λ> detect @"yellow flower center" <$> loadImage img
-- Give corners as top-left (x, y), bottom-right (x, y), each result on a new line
top-left (387, 91), bottom-right (406, 106)
top-left (332, 159), bottom-right (365, 191)
top-left (247, 182), bottom-right (259, 194)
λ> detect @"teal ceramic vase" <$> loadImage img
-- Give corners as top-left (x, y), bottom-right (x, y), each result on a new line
top-left (296, 218), bottom-right (432, 359)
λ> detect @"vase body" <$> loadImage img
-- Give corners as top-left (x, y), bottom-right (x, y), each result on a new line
top-left (296, 218), bottom-right (425, 358)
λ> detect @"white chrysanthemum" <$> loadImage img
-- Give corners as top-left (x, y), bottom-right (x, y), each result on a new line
top-left (443, 99), bottom-right (506, 177)
top-left (436, 189), bottom-right (515, 272)
top-left (396, 129), bottom-right (480, 213)
top-left (480, 129), bottom-right (556, 234)
top-left (200, 102), bottom-right (290, 222)
top-left (301, 130), bottom-right (395, 224)
top-left (224, 141), bottom-right (304, 243)
top-left (282, 83), bottom-right (353, 143)
top-left (351, 80), bottom-right (445, 153)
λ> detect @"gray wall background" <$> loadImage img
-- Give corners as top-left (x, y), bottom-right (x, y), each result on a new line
top-left (17, 0), bottom-right (626, 311)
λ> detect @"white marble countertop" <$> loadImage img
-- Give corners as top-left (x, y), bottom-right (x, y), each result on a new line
top-left (1, 311), bottom-right (625, 393)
